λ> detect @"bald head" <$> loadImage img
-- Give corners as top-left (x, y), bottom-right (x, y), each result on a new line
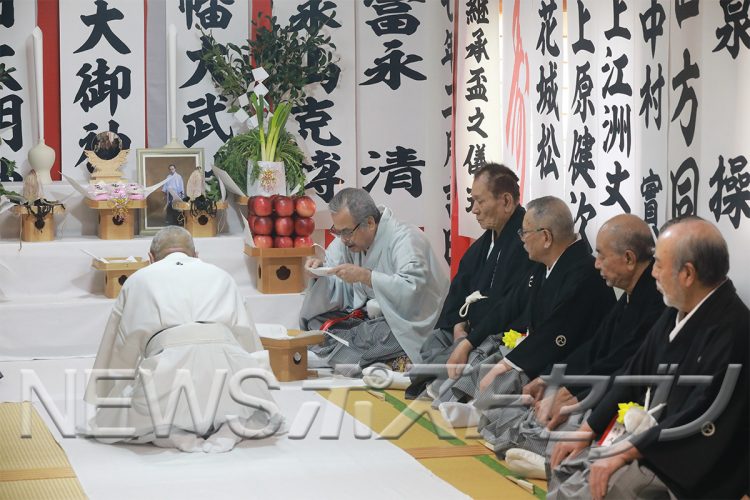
top-left (595, 215), bottom-right (654, 294)
top-left (659, 216), bottom-right (729, 287)
top-left (526, 196), bottom-right (575, 242)
top-left (149, 226), bottom-right (196, 261)
top-left (599, 214), bottom-right (655, 263)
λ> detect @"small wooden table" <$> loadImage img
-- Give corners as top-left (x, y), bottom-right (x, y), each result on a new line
top-left (86, 198), bottom-right (146, 240)
top-left (244, 245), bottom-right (314, 294)
top-left (172, 200), bottom-right (228, 238)
top-left (11, 204), bottom-right (65, 242)
top-left (260, 330), bottom-right (325, 381)
top-left (91, 257), bottom-right (149, 298)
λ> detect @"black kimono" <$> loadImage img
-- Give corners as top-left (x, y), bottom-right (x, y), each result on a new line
top-left (407, 206), bottom-right (534, 397)
top-left (444, 238), bottom-right (616, 405)
top-left (563, 262), bottom-right (665, 399)
top-left (504, 239), bottom-right (617, 380)
top-left (435, 205), bottom-right (533, 343)
top-left (585, 280), bottom-right (749, 499)
top-left (477, 264), bottom-right (664, 456)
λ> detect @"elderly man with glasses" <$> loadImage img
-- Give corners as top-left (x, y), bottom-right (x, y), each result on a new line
top-left (300, 188), bottom-right (449, 374)
top-left (406, 163), bottom-right (536, 399)
top-left (432, 196), bottom-right (615, 426)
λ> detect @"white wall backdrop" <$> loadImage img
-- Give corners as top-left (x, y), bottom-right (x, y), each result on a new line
top-left (491, 0), bottom-right (749, 301)
top-left (1, 0), bottom-right (747, 300)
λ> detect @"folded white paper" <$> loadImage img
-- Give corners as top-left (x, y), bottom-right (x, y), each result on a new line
top-left (212, 166), bottom-right (247, 197)
top-left (252, 67), bottom-right (269, 82)
top-left (233, 108), bottom-right (250, 123)
top-left (253, 83), bottom-right (268, 97)
top-left (63, 174), bottom-right (91, 198)
top-left (81, 249), bottom-right (108, 263)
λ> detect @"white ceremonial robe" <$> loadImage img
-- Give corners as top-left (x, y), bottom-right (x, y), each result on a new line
top-left (84, 252), bottom-right (283, 445)
top-left (300, 207), bottom-right (449, 363)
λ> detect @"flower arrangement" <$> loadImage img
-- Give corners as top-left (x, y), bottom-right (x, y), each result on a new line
top-left (616, 402), bottom-right (644, 424)
top-left (198, 13), bottom-right (338, 195)
top-left (502, 329), bottom-right (527, 349)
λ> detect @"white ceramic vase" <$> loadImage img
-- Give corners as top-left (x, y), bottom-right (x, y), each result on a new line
top-left (27, 140), bottom-right (55, 185)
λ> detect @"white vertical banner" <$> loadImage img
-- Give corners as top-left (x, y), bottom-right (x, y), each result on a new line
top-left (503, 0), bottom-right (533, 204)
top-left (421, 0), bottom-right (454, 271)
top-left (595, 0), bottom-right (636, 227)
top-left (696, 1), bottom-right (750, 303)
top-left (528, 0), bottom-right (564, 200)
top-left (565, 0), bottom-right (601, 244)
top-left (455, 0), bottom-right (501, 238)
top-left (356, 0), bottom-right (448, 248)
top-left (272, 0), bottom-right (357, 206)
top-left (438, 0), bottom-right (454, 268)
top-left (166, 0), bottom-right (248, 169)
top-left (0, 0), bottom-right (36, 181)
top-left (633, 0), bottom-right (669, 236)
top-left (60, 0), bottom-right (146, 182)
top-left (667, 0), bottom-right (701, 227)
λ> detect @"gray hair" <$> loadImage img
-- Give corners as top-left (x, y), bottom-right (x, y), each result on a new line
top-left (602, 214), bottom-right (655, 263)
top-left (660, 216), bottom-right (729, 286)
top-left (526, 196), bottom-right (575, 241)
top-left (150, 226), bottom-right (195, 261)
top-left (329, 188), bottom-right (381, 224)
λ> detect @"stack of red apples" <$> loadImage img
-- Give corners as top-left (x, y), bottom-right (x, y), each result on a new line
top-left (247, 195), bottom-right (316, 248)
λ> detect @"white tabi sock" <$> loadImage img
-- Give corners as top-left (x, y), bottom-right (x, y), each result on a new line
top-left (504, 448), bottom-right (547, 479)
top-left (438, 401), bottom-right (481, 428)
top-left (362, 366), bottom-right (411, 390)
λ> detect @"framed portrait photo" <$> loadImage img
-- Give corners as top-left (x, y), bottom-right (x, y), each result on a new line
top-left (136, 148), bottom-right (204, 235)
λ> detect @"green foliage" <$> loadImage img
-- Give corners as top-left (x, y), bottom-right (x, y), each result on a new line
top-left (198, 14), bottom-right (337, 110)
top-left (0, 159), bottom-right (19, 198)
top-left (1, 157), bottom-right (17, 177)
top-left (199, 13), bottom-right (337, 196)
top-left (214, 128), bottom-right (305, 196)
top-left (214, 129), bottom-right (261, 190)
top-left (0, 184), bottom-right (20, 198)
top-left (204, 175), bottom-right (222, 201)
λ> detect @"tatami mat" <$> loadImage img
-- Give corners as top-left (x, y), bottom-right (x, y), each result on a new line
top-left (317, 388), bottom-right (547, 500)
top-left (0, 402), bottom-right (86, 499)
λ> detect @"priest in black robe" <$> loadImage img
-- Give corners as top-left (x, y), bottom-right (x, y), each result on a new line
top-left (478, 214), bottom-right (666, 458)
top-left (549, 216), bottom-right (749, 500)
top-left (406, 163), bottom-right (534, 398)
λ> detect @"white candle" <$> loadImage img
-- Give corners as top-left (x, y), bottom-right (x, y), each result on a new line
top-left (167, 24), bottom-right (177, 142)
top-left (32, 27), bottom-right (44, 143)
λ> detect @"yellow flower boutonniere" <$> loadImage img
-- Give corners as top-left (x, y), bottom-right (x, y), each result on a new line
top-left (502, 329), bottom-right (526, 349)
top-left (617, 402), bottom-right (644, 424)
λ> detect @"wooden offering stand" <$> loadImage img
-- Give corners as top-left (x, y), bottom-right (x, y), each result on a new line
top-left (172, 200), bottom-right (228, 238)
top-left (86, 198), bottom-right (146, 240)
top-left (260, 329), bottom-right (325, 381)
top-left (235, 194), bottom-right (250, 207)
top-left (11, 204), bottom-right (65, 242)
top-left (244, 245), bottom-right (314, 294)
top-left (91, 257), bottom-right (149, 298)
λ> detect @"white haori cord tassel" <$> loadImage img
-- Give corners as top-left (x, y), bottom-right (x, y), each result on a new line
top-left (459, 291), bottom-right (489, 318)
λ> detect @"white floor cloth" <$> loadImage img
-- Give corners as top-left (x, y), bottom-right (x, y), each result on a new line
top-left (0, 357), bottom-right (467, 500)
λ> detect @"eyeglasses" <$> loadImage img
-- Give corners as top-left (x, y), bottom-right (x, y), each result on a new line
top-left (517, 227), bottom-right (548, 239)
top-left (330, 222), bottom-right (361, 239)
